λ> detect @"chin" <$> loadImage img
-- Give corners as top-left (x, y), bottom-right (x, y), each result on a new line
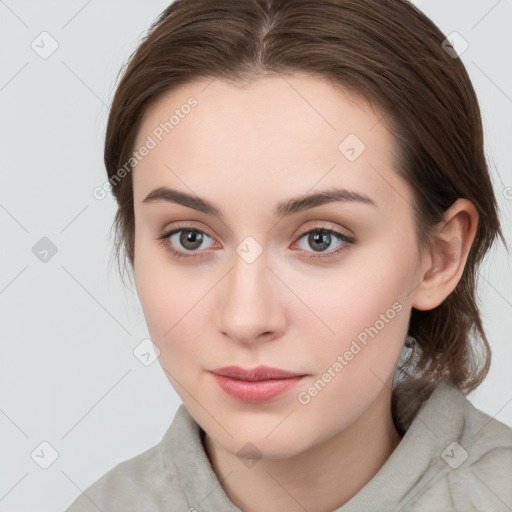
top-left (220, 421), bottom-right (315, 461)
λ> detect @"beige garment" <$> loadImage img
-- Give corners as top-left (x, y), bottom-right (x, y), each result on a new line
top-left (65, 381), bottom-right (512, 511)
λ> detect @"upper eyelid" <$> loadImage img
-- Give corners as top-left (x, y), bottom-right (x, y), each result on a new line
top-left (161, 222), bottom-right (215, 241)
top-left (295, 224), bottom-right (352, 239)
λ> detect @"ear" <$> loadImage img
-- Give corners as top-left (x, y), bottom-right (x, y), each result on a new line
top-left (412, 198), bottom-right (479, 311)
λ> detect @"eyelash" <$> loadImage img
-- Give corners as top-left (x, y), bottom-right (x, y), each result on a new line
top-left (157, 223), bottom-right (355, 261)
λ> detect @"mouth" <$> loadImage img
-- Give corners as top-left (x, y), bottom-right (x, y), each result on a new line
top-left (209, 365), bottom-right (306, 381)
top-left (208, 365), bottom-right (307, 403)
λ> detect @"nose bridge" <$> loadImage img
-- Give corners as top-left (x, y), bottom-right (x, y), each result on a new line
top-left (216, 241), bottom-right (282, 342)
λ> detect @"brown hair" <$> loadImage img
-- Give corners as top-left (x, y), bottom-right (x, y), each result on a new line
top-left (104, 0), bottom-right (507, 433)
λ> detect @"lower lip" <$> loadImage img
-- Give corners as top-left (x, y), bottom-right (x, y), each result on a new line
top-left (211, 374), bottom-right (305, 403)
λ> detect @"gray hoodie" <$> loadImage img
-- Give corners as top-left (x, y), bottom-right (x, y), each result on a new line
top-left (65, 381), bottom-right (512, 511)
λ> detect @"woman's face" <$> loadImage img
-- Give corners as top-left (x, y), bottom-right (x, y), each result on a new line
top-left (132, 73), bottom-right (427, 459)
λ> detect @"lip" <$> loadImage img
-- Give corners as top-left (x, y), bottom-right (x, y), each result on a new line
top-left (209, 365), bottom-right (306, 381)
top-left (209, 365), bottom-right (307, 403)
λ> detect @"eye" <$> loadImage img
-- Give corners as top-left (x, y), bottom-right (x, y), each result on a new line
top-left (157, 223), bottom-right (355, 262)
top-left (157, 226), bottom-right (217, 260)
top-left (292, 225), bottom-right (354, 259)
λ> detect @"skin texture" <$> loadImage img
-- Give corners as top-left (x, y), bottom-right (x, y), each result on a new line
top-left (131, 73), bottom-right (478, 512)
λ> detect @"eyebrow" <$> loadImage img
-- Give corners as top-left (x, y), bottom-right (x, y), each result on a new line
top-left (142, 186), bottom-right (377, 218)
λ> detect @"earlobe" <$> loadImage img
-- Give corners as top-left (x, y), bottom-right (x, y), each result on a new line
top-left (412, 199), bottom-right (478, 311)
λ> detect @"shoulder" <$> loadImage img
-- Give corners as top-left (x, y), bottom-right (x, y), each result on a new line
top-left (65, 443), bottom-right (173, 511)
top-left (457, 394), bottom-right (512, 504)
top-left (439, 384), bottom-right (512, 510)
top-left (459, 387), bottom-right (512, 464)
top-left (394, 381), bottom-right (512, 511)
top-left (64, 412), bottom-right (191, 512)
top-left (65, 404), bottom-right (238, 512)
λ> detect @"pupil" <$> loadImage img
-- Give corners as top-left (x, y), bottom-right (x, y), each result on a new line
top-left (310, 230), bottom-right (330, 251)
top-left (181, 230), bottom-right (203, 249)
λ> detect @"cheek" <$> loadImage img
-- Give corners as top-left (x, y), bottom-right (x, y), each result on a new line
top-left (136, 268), bottom-right (204, 339)
top-left (289, 269), bottom-right (412, 433)
top-left (301, 240), bottom-right (417, 370)
top-left (301, 273), bottom-right (408, 369)
top-left (134, 240), bottom-right (183, 344)
top-left (134, 243), bottom-right (219, 372)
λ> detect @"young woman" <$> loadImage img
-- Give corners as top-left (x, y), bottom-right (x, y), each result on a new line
top-left (67, 0), bottom-right (512, 510)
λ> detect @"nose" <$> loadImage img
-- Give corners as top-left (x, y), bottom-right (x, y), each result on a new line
top-left (215, 248), bottom-right (286, 345)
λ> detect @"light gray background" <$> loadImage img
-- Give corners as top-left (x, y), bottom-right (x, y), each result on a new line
top-left (1, 1), bottom-right (511, 510)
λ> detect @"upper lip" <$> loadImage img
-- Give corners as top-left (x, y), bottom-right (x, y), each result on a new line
top-left (209, 365), bottom-right (306, 381)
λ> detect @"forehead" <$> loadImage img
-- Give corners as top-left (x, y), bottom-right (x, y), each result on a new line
top-left (132, 73), bottom-right (408, 211)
